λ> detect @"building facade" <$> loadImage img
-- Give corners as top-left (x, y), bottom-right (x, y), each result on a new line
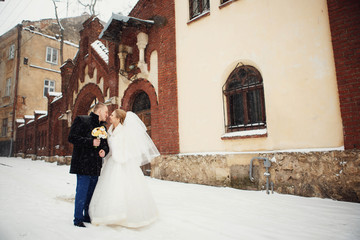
top-left (14, 0), bottom-right (360, 202)
top-left (0, 16), bottom-right (87, 156)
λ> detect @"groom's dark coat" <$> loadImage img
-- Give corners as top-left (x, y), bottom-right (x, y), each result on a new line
top-left (68, 112), bottom-right (109, 176)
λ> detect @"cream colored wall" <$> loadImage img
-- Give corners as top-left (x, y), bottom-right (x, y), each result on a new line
top-left (18, 31), bottom-right (78, 116)
top-left (175, 0), bottom-right (343, 153)
top-left (0, 28), bottom-right (18, 106)
top-left (0, 28), bottom-right (21, 139)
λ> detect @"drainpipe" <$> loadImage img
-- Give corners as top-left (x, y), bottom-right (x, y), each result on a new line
top-left (9, 24), bottom-right (22, 157)
top-left (249, 157), bottom-right (274, 194)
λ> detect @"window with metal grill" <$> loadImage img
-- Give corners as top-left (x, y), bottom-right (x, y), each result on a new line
top-left (223, 65), bottom-right (266, 132)
top-left (189, 0), bottom-right (210, 19)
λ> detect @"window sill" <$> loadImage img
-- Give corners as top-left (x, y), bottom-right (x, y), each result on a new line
top-left (187, 11), bottom-right (210, 25)
top-left (219, 0), bottom-right (238, 9)
top-left (221, 128), bottom-right (267, 140)
top-left (45, 61), bottom-right (58, 66)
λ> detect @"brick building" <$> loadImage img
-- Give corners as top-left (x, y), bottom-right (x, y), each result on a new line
top-left (0, 15), bottom-right (87, 156)
top-left (14, 0), bottom-right (360, 202)
top-left (327, 0), bottom-right (360, 149)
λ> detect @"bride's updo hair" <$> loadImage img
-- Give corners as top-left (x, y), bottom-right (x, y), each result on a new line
top-left (114, 109), bottom-right (127, 124)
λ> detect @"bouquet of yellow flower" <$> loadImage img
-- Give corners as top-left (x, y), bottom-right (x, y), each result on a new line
top-left (92, 126), bottom-right (108, 139)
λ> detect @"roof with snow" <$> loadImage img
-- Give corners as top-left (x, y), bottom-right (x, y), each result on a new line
top-left (99, 13), bottom-right (154, 42)
top-left (34, 110), bottom-right (47, 115)
top-left (48, 92), bottom-right (62, 97)
top-left (24, 115), bottom-right (35, 119)
top-left (23, 27), bottom-right (79, 48)
top-left (91, 40), bottom-right (109, 64)
top-left (16, 119), bottom-right (25, 124)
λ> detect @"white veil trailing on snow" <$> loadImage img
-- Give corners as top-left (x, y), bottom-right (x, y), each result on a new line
top-left (107, 111), bottom-right (160, 166)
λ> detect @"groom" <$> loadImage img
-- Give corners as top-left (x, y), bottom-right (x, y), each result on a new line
top-left (68, 103), bottom-right (109, 227)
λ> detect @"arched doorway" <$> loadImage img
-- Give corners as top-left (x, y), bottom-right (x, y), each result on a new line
top-left (132, 91), bottom-right (152, 136)
top-left (132, 91), bottom-right (152, 176)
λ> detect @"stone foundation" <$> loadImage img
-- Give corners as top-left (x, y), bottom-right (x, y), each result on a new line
top-left (151, 150), bottom-right (360, 203)
top-left (15, 149), bottom-right (360, 202)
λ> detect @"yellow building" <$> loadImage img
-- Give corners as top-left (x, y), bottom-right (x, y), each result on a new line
top-left (176, 0), bottom-right (343, 153)
top-left (150, 0), bottom-right (359, 201)
top-left (0, 18), bottom-right (80, 156)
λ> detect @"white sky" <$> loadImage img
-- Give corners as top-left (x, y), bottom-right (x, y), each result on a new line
top-left (0, 0), bottom-right (139, 36)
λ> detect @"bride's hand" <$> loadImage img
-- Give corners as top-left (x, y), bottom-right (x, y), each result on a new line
top-left (99, 149), bottom-right (105, 158)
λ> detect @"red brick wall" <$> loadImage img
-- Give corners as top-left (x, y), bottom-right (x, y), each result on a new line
top-left (15, 3), bottom-right (180, 157)
top-left (327, 0), bottom-right (360, 149)
top-left (129, 0), bottom-right (179, 154)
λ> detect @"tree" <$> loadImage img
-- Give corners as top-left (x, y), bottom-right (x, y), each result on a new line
top-left (51, 0), bottom-right (64, 64)
top-left (78, 0), bottom-right (99, 16)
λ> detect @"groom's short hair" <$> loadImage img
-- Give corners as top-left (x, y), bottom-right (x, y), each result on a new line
top-left (93, 102), bottom-right (107, 113)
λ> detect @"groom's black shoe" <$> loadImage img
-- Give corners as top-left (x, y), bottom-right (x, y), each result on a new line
top-left (74, 222), bottom-right (86, 228)
top-left (83, 216), bottom-right (91, 223)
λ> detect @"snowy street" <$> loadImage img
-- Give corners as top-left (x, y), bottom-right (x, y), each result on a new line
top-left (0, 157), bottom-right (359, 240)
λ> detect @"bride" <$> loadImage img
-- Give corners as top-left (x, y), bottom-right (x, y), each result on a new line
top-left (89, 109), bottom-right (160, 228)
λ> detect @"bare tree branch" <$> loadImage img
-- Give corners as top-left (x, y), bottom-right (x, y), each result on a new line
top-left (78, 0), bottom-right (99, 16)
top-left (51, 0), bottom-right (64, 64)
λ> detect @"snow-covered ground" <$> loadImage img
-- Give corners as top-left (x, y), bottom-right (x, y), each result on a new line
top-left (0, 157), bottom-right (359, 240)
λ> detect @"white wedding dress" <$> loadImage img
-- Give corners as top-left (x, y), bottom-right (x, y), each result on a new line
top-left (89, 112), bottom-right (160, 228)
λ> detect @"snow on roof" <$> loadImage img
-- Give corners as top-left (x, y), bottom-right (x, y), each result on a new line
top-left (24, 115), bottom-right (35, 119)
top-left (34, 110), bottom-right (47, 115)
top-left (48, 92), bottom-right (62, 97)
top-left (91, 40), bottom-right (109, 64)
top-left (39, 114), bottom-right (48, 120)
top-left (16, 119), bottom-right (25, 124)
top-left (51, 94), bottom-right (63, 104)
top-left (108, 12), bottom-right (154, 25)
top-left (23, 27), bottom-right (79, 48)
top-left (99, 13), bottom-right (154, 41)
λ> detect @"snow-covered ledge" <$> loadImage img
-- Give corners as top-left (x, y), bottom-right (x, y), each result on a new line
top-left (34, 110), bottom-right (47, 115)
top-left (24, 115), bottom-right (35, 120)
top-left (221, 128), bottom-right (267, 139)
top-left (16, 119), bottom-right (25, 124)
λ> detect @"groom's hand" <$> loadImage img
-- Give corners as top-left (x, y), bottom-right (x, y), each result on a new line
top-left (93, 138), bottom-right (100, 147)
top-left (99, 149), bottom-right (105, 158)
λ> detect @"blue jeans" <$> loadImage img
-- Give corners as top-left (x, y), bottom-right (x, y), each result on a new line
top-left (74, 175), bottom-right (98, 224)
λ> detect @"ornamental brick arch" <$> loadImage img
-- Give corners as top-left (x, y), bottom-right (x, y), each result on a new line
top-left (122, 78), bottom-right (160, 147)
top-left (121, 78), bottom-right (158, 111)
top-left (121, 78), bottom-right (159, 175)
top-left (72, 83), bottom-right (105, 121)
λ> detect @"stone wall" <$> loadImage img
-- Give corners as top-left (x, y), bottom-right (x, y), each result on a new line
top-left (15, 149), bottom-right (360, 202)
top-left (151, 150), bottom-right (360, 203)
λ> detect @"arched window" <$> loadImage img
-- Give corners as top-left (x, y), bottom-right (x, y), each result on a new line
top-left (223, 65), bottom-right (266, 132)
top-left (131, 91), bottom-right (152, 176)
top-left (189, 0), bottom-right (210, 19)
top-left (132, 91), bottom-right (151, 113)
top-left (132, 91), bottom-right (152, 136)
